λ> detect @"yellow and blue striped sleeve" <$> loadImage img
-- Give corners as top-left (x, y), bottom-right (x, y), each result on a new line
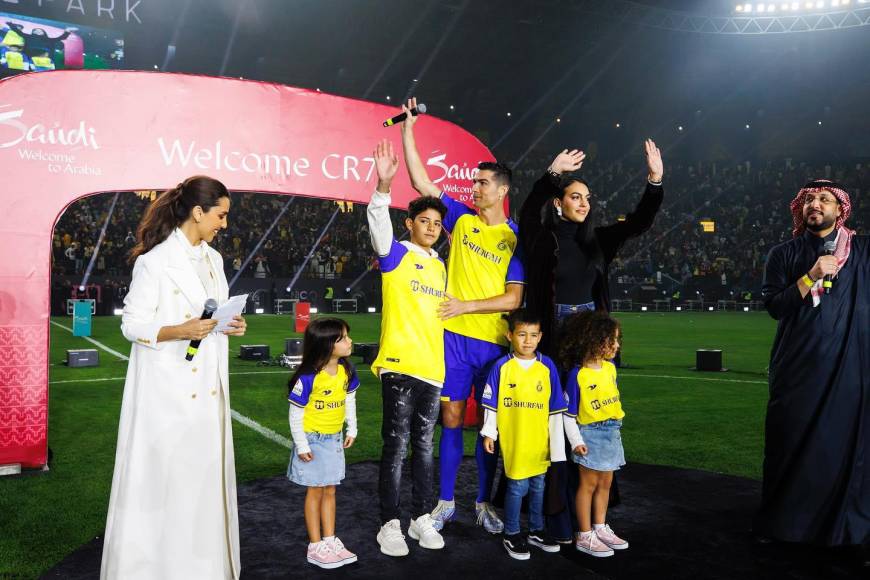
top-left (440, 192), bottom-right (475, 234)
top-left (288, 374), bottom-right (314, 407)
top-left (480, 357), bottom-right (505, 412)
top-left (543, 356), bottom-right (568, 414)
top-left (564, 366), bottom-right (580, 418)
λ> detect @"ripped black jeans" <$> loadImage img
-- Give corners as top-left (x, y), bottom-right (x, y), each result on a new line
top-left (378, 372), bottom-right (441, 524)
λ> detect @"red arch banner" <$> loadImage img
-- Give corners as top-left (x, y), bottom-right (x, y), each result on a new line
top-left (0, 70), bottom-right (495, 468)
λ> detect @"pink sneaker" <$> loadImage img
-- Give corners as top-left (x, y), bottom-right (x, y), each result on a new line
top-left (327, 536), bottom-right (358, 565)
top-left (575, 530), bottom-right (614, 558)
top-left (307, 541), bottom-right (343, 569)
top-left (595, 524), bottom-right (629, 550)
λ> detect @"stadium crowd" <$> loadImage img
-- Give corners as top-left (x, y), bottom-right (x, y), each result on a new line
top-left (52, 159), bottom-right (867, 304)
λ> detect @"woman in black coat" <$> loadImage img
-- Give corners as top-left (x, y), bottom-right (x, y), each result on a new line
top-left (519, 141), bottom-right (664, 543)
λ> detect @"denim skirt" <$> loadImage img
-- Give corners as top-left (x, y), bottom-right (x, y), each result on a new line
top-left (572, 419), bottom-right (625, 472)
top-left (287, 431), bottom-right (345, 487)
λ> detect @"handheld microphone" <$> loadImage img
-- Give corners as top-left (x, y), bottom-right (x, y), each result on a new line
top-left (822, 240), bottom-right (836, 295)
top-left (383, 103), bottom-right (427, 127)
top-left (185, 298), bottom-right (218, 361)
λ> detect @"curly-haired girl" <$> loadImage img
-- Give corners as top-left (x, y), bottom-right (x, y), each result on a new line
top-left (559, 310), bottom-right (628, 558)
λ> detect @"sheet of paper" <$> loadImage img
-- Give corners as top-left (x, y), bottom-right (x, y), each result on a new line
top-left (212, 294), bottom-right (248, 333)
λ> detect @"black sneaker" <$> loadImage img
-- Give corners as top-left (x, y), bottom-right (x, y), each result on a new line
top-left (528, 529), bottom-right (560, 553)
top-left (503, 533), bottom-right (531, 560)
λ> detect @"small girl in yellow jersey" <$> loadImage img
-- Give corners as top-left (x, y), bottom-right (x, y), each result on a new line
top-left (560, 310), bottom-right (628, 558)
top-left (288, 318), bottom-right (359, 569)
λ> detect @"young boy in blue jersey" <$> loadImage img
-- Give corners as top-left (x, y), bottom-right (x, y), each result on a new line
top-left (480, 309), bottom-right (568, 560)
top-left (400, 97), bottom-right (524, 534)
top-left (367, 139), bottom-right (449, 556)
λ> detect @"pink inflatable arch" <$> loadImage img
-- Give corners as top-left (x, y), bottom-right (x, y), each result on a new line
top-left (0, 70), bottom-right (494, 468)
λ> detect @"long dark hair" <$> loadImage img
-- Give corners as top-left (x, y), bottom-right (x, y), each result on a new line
top-left (550, 175), bottom-right (603, 267)
top-left (288, 318), bottom-right (353, 395)
top-left (128, 175), bottom-right (229, 263)
top-left (558, 310), bottom-right (621, 369)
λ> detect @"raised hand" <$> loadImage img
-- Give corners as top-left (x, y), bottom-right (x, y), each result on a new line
top-left (401, 97), bottom-right (419, 131)
top-left (374, 139), bottom-right (399, 191)
top-left (645, 139), bottom-right (663, 182)
top-left (548, 149), bottom-right (586, 175)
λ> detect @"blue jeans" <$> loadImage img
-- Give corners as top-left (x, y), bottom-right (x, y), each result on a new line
top-left (504, 474), bottom-right (545, 535)
top-left (555, 301), bottom-right (596, 323)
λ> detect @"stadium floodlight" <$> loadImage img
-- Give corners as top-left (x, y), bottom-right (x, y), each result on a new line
top-left (744, 1), bottom-right (753, 9)
top-left (113, 308), bottom-right (123, 316)
top-left (791, 1), bottom-right (799, 7)
top-left (768, 3), bottom-right (776, 10)
top-left (816, 0), bottom-right (824, 7)
top-left (832, 0), bottom-right (840, 6)
top-left (79, 285), bottom-right (85, 291)
top-left (641, 306), bottom-right (648, 311)
top-left (757, 3), bottom-right (766, 11)
top-left (310, 307), bottom-right (319, 314)
top-left (744, 306), bottom-right (750, 312)
top-left (255, 308), bottom-right (264, 314)
top-left (367, 307), bottom-right (376, 313)
top-left (745, 123), bottom-right (751, 129)
top-left (678, 125), bottom-right (684, 131)
top-left (736, 3), bottom-right (744, 10)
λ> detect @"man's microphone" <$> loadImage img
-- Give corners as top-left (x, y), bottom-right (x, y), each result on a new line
top-left (383, 103), bottom-right (427, 127)
top-left (186, 298), bottom-right (218, 361)
top-left (823, 240), bottom-right (836, 295)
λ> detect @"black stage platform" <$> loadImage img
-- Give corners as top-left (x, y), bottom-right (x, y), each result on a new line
top-left (45, 459), bottom-right (867, 579)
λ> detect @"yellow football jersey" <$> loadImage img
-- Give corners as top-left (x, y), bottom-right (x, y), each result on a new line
top-left (372, 240), bottom-right (446, 382)
top-left (289, 364), bottom-right (360, 433)
top-left (440, 193), bottom-right (525, 346)
top-left (481, 353), bottom-right (566, 479)
top-left (565, 361), bottom-right (625, 425)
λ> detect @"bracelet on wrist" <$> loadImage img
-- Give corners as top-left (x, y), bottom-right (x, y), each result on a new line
top-left (801, 274), bottom-right (816, 288)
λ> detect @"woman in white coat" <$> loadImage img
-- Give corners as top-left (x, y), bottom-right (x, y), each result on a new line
top-left (101, 175), bottom-right (247, 580)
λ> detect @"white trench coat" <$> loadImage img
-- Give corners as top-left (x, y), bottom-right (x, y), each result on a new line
top-left (100, 233), bottom-right (240, 580)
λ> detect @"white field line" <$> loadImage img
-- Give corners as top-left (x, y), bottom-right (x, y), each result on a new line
top-left (49, 322), bottom-right (291, 448)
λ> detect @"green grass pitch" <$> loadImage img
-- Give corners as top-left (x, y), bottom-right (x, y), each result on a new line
top-left (0, 311), bottom-right (776, 577)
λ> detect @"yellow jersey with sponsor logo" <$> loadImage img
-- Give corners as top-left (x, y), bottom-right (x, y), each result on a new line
top-left (481, 353), bottom-right (566, 479)
top-left (565, 361), bottom-right (625, 425)
top-left (288, 363), bottom-right (360, 433)
top-left (440, 193), bottom-right (525, 346)
top-left (372, 240), bottom-right (446, 383)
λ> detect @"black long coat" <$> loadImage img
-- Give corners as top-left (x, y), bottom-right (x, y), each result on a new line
top-left (518, 172), bottom-right (664, 355)
top-left (757, 232), bottom-right (870, 545)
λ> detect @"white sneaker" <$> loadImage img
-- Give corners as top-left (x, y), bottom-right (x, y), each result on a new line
top-left (377, 519), bottom-right (409, 557)
top-left (408, 514), bottom-right (445, 550)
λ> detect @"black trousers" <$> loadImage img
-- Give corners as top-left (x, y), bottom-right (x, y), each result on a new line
top-left (378, 372), bottom-right (441, 524)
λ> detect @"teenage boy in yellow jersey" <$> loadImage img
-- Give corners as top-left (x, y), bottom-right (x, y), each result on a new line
top-left (367, 140), bottom-right (449, 557)
top-left (400, 98), bottom-right (524, 534)
top-left (481, 309), bottom-right (568, 560)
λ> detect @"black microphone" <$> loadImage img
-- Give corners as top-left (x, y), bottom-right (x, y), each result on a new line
top-left (383, 103), bottom-right (427, 127)
top-left (822, 240), bottom-right (836, 295)
top-left (185, 298), bottom-right (218, 361)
